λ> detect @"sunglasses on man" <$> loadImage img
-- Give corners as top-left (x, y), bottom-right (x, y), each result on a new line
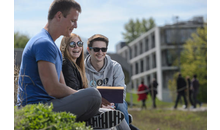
top-left (69, 41), bottom-right (83, 48)
top-left (89, 47), bottom-right (108, 52)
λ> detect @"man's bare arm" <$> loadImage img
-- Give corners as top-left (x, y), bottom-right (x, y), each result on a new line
top-left (59, 71), bottom-right (66, 85)
top-left (38, 61), bottom-right (77, 98)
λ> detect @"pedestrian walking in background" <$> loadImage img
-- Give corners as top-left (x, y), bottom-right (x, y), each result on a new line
top-left (186, 76), bottom-right (194, 108)
top-left (149, 78), bottom-right (158, 108)
top-left (192, 74), bottom-right (202, 108)
top-left (174, 73), bottom-right (188, 109)
top-left (137, 80), bottom-right (149, 110)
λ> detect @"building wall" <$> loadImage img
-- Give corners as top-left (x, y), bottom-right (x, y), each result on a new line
top-left (116, 20), bottom-right (204, 102)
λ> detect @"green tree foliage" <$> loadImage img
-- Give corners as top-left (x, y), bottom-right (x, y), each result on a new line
top-left (14, 32), bottom-right (30, 48)
top-left (122, 17), bottom-right (156, 44)
top-left (14, 103), bottom-right (92, 130)
top-left (180, 26), bottom-right (207, 82)
top-left (180, 26), bottom-right (207, 102)
top-left (168, 26), bottom-right (207, 102)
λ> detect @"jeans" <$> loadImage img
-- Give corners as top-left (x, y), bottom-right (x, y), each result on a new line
top-left (115, 100), bottom-right (129, 125)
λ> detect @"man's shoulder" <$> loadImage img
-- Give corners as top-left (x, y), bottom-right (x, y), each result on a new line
top-left (111, 59), bottom-right (120, 66)
top-left (108, 58), bottom-right (121, 68)
top-left (34, 36), bottom-right (53, 46)
top-left (192, 79), bottom-right (199, 83)
top-left (26, 34), bottom-right (52, 52)
top-left (111, 60), bottom-right (123, 73)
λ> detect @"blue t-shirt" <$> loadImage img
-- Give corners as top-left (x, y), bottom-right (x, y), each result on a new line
top-left (17, 29), bottom-right (63, 106)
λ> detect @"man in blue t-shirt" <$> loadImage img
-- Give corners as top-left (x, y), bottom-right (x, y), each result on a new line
top-left (17, 0), bottom-right (101, 121)
top-left (17, 0), bottom-right (83, 108)
top-left (17, 28), bottom-right (63, 106)
top-left (16, 1), bottom-right (129, 129)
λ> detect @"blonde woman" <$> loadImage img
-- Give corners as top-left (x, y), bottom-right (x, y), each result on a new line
top-left (60, 33), bottom-right (88, 90)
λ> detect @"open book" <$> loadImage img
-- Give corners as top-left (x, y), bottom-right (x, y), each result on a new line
top-left (97, 86), bottom-right (124, 103)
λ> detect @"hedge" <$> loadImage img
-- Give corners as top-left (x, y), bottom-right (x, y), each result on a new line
top-left (14, 103), bottom-right (92, 130)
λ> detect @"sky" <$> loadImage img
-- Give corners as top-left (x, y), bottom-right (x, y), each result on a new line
top-left (14, 0), bottom-right (207, 53)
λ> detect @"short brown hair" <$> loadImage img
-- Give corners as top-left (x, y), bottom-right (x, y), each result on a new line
top-left (87, 34), bottom-right (109, 48)
top-left (48, 0), bottom-right (81, 20)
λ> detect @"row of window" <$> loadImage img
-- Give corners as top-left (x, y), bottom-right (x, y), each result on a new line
top-left (132, 54), bottom-right (157, 75)
top-left (122, 34), bottom-right (156, 61)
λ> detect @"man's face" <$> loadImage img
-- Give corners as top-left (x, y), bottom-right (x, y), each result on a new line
top-left (88, 41), bottom-right (107, 63)
top-left (60, 8), bottom-right (79, 37)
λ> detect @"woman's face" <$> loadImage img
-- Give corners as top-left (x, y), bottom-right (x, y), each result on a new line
top-left (68, 36), bottom-right (82, 62)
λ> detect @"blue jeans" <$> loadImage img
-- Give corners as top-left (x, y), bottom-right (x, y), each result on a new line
top-left (115, 100), bottom-right (129, 125)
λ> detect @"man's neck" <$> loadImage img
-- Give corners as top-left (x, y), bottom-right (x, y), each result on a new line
top-left (90, 59), bottom-right (105, 72)
top-left (44, 22), bottom-right (60, 42)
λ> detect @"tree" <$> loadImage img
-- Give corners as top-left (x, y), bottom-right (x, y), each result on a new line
top-left (180, 26), bottom-right (207, 79)
top-left (14, 32), bottom-right (30, 48)
top-left (122, 17), bottom-right (156, 44)
top-left (180, 26), bottom-right (207, 102)
top-left (168, 26), bottom-right (207, 102)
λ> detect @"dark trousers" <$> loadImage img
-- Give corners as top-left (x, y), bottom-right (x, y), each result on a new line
top-left (188, 90), bottom-right (194, 106)
top-left (174, 91), bottom-right (188, 108)
top-left (150, 91), bottom-right (157, 108)
top-left (47, 88), bottom-right (101, 121)
top-left (193, 90), bottom-right (201, 108)
top-left (141, 99), bottom-right (146, 109)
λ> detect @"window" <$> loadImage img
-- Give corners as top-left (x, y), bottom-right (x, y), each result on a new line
top-left (145, 38), bottom-right (149, 51)
top-left (130, 48), bottom-right (133, 59)
top-left (140, 42), bottom-right (143, 54)
top-left (153, 53), bottom-right (156, 68)
top-left (152, 35), bottom-right (155, 48)
top-left (135, 62), bottom-right (139, 74)
top-left (165, 49), bottom-right (178, 66)
top-left (165, 28), bottom-right (197, 44)
top-left (146, 56), bottom-right (150, 70)
top-left (147, 75), bottom-right (151, 86)
top-left (134, 45), bottom-right (137, 57)
top-left (141, 59), bottom-right (144, 72)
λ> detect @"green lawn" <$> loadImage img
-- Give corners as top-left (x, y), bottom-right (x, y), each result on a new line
top-left (126, 93), bottom-right (207, 130)
top-left (126, 92), bottom-right (174, 108)
top-left (129, 109), bottom-right (207, 130)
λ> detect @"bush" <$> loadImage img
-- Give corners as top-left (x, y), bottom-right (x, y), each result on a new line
top-left (14, 103), bottom-right (92, 130)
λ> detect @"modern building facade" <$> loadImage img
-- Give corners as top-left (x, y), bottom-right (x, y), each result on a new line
top-left (116, 17), bottom-right (205, 102)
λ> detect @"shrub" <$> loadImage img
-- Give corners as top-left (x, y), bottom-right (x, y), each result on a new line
top-left (14, 57), bottom-right (19, 106)
top-left (14, 103), bottom-right (92, 130)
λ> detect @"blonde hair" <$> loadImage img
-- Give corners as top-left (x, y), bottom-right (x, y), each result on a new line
top-left (60, 33), bottom-right (88, 88)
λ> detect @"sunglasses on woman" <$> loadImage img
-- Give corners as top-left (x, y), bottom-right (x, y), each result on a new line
top-left (89, 47), bottom-right (108, 52)
top-left (69, 41), bottom-right (83, 48)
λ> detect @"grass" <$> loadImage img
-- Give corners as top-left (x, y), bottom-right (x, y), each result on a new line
top-left (14, 61), bottom-right (206, 130)
top-left (129, 109), bottom-right (207, 130)
top-left (126, 93), bottom-right (207, 130)
top-left (126, 92), bottom-right (174, 108)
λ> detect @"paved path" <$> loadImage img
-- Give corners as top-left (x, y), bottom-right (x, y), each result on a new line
top-left (128, 106), bottom-right (207, 112)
